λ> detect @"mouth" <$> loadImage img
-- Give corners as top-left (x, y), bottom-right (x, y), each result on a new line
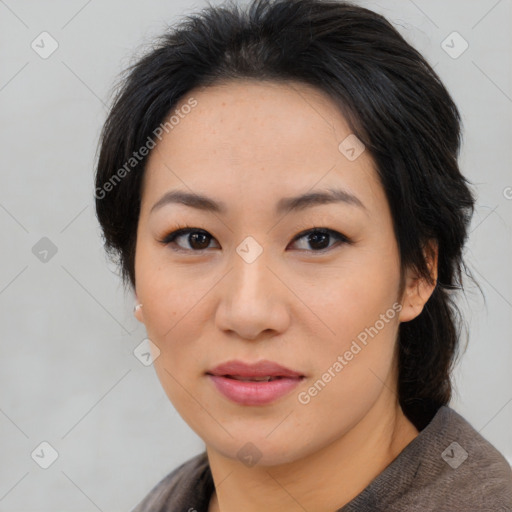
top-left (206, 360), bottom-right (305, 405)
top-left (216, 375), bottom-right (293, 382)
top-left (207, 359), bottom-right (304, 379)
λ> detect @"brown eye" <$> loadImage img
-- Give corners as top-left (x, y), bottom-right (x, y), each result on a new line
top-left (161, 228), bottom-right (218, 252)
top-left (289, 228), bottom-right (350, 252)
top-left (159, 226), bottom-right (350, 254)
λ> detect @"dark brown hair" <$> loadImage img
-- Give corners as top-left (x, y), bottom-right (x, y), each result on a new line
top-left (95, 0), bottom-right (476, 430)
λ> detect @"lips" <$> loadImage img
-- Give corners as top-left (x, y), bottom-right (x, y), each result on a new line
top-left (206, 360), bottom-right (304, 405)
top-left (207, 359), bottom-right (304, 380)
top-left (224, 375), bottom-right (281, 382)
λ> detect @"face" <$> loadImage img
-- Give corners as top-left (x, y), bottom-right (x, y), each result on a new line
top-left (134, 80), bottom-right (426, 466)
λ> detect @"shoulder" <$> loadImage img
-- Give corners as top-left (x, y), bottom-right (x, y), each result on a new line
top-left (434, 406), bottom-right (512, 506)
top-left (131, 451), bottom-right (212, 512)
top-left (342, 405), bottom-right (512, 512)
top-left (398, 406), bottom-right (512, 511)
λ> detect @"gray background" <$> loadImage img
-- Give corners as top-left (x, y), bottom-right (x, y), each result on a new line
top-left (0, 0), bottom-right (511, 510)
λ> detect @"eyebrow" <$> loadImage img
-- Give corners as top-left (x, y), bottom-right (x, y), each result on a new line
top-left (150, 187), bottom-right (367, 215)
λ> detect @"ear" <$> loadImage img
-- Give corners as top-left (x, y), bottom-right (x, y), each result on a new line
top-left (398, 240), bottom-right (438, 323)
top-left (133, 293), bottom-right (144, 323)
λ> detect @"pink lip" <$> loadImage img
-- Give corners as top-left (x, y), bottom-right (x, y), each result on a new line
top-left (206, 359), bottom-right (304, 406)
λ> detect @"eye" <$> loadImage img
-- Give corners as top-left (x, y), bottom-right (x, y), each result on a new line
top-left (158, 225), bottom-right (351, 253)
top-left (158, 225), bottom-right (219, 252)
top-left (288, 227), bottom-right (351, 252)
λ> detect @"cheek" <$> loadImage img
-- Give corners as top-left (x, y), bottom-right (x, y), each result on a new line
top-left (135, 243), bottom-right (200, 337)
top-left (135, 260), bottom-right (214, 376)
top-left (295, 314), bottom-right (400, 447)
top-left (298, 246), bottom-right (400, 337)
top-left (294, 245), bottom-right (401, 392)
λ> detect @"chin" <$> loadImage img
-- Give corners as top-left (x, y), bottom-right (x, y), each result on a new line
top-left (205, 433), bottom-right (314, 468)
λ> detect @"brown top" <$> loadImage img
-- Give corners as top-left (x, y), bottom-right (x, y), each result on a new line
top-left (131, 406), bottom-right (512, 511)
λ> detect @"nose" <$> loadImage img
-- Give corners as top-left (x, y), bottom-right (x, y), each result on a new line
top-left (214, 245), bottom-right (290, 341)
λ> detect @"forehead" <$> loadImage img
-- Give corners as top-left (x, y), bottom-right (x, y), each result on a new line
top-left (156, 79), bottom-right (353, 167)
top-left (141, 79), bottom-right (382, 215)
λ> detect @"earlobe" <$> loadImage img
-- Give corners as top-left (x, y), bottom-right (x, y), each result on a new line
top-left (398, 240), bottom-right (438, 323)
top-left (133, 302), bottom-right (144, 323)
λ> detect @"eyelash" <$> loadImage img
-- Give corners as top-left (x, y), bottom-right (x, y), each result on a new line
top-left (158, 223), bottom-right (352, 254)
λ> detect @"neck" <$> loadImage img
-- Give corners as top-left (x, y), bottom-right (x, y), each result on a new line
top-left (207, 391), bottom-right (419, 512)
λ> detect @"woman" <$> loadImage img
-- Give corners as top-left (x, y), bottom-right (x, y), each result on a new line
top-left (94, 0), bottom-right (512, 510)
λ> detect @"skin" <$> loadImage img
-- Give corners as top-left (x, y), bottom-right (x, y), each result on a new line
top-left (133, 79), bottom-right (437, 512)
